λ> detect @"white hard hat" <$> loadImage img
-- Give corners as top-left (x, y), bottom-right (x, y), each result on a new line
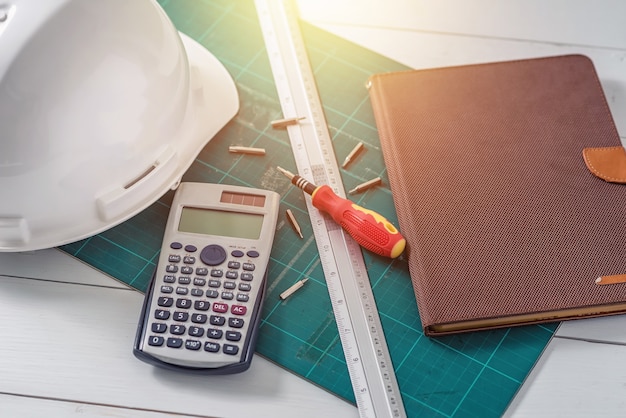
top-left (0, 0), bottom-right (239, 251)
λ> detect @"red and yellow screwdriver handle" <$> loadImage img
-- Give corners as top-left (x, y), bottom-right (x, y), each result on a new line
top-left (311, 184), bottom-right (406, 258)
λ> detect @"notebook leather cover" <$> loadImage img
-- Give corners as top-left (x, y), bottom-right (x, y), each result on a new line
top-left (368, 54), bottom-right (626, 335)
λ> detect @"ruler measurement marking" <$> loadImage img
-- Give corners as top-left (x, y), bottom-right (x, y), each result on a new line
top-left (255, 2), bottom-right (406, 417)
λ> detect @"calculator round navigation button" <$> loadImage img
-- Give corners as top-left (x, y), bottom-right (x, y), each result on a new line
top-left (200, 244), bottom-right (227, 266)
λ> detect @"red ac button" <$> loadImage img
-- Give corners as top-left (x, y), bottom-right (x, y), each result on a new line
top-left (231, 305), bottom-right (247, 316)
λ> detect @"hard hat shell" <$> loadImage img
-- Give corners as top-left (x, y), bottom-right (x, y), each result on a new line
top-left (0, 0), bottom-right (239, 251)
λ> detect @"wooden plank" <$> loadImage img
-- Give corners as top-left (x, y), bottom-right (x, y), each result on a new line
top-left (0, 394), bottom-right (197, 418)
top-left (297, 0), bottom-right (626, 49)
top-left (0, 249), bottom-right (128, 288)
top-left (505, 336), bottom-right (626, 416)
top-left (556, 315), bottom-right (626, 344)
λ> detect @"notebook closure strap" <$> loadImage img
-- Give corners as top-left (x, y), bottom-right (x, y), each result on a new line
top-left (583, 146), bottom-right (626, 183)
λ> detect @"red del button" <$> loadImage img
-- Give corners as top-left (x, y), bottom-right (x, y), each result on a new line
top-left (213, 302), bottom-right (228, 313)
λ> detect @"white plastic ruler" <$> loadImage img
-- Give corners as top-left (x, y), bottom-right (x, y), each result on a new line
top-left (255, 1), bottom-right (406, 417)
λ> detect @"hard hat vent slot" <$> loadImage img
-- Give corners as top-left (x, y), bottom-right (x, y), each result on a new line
top-left (96, 146), bottom-right (178, 223)
top-left (124, 164), bottom-right (157, 190)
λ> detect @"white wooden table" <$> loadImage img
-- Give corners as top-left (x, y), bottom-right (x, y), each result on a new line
top-left (2, 1), bottom-right (626, 416)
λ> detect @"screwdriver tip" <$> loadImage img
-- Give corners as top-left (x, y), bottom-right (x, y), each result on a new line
top-left (277, 166), bottom-right (295, 179)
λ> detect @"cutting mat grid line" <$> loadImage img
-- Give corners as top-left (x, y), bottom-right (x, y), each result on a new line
top-left (59, 1), bottom-right (559, 416)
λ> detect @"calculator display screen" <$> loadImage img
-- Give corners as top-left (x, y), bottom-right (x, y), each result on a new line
top-left (178, 207), bottom-right (264, 239)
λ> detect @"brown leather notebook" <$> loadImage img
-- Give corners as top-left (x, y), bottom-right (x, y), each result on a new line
top-left (368, 54), bottom-right (626, 335)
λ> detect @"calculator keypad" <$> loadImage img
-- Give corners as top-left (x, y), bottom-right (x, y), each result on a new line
top-left (145, 242), bottom-right (260, 365)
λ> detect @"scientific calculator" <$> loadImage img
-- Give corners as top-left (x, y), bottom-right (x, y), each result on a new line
top-left (134, 182), bottom-right (280, 374)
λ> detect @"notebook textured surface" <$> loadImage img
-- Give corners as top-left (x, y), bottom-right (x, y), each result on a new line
top-left (369, 55), bottom-right (626, 335)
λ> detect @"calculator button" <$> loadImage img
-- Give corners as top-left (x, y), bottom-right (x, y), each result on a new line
top-left (176, 298), bottom-right (192, 309)
top-left (208, 279), bottom-right (221, 288)
top-left (178, 276), bottom-right (191, 285)
top-left (191, 313), bottom-right (207, 324)
top-left (213, 302), bottom-right (228, 313)
top-left (160, 285), bottom-right (174, 293)
top-left (231, 250), bottom-right (244, 258)
top-left (194, 300), bottom-right (211, 311)
top-left (247, 250), bottom-right (259, 258)
top-left (210, 269), bottom-right (223, 278)
top-left (163, 275), bottom-right (176, 283)
top-left (170, 324), bottom-right (186, 335)
top-left (191, 288), bottom-right (204, 297)
top-left (151, 323), bottom-right (167, 333)
top-left (206, 290), bottom-right (219, 298)
top-left (226, 331), bottom-right (241, 342)
top-left (231, 305), bottom-right (247, 316)
top-left (240, 273), bottom-right (253, 281)
top-left (183, 256), bottom-right (196, 264)
top-left (225, 271), bottom-right (238, 279)
top-left (242, 263), bottom-right (255, 271)
top-left (185, 340), bottom-right (202, 351)
top-left (193, 278), bottom-right (206, 286)
top-left (238, 283), bottom-right (251, 292)
top-left (149, 336), bottom-right (164, 346)
top-left (221, 291), bottom-right (234, 300)
top-left (154, 309), bottom-right (170, 320)
top-left (173, 311), bottom-right (189, 322)
top-left (176, 287), bottom-right (188, 295)
top-left (181, 266), bottom-right (194, 275)
top-left (229, 318), bottom-right (244, 328)
top-left (204, 342), bottom-right (220, 352)
top-left (207, 329), bottom-right (223, 339)
top-left (196, 267), bottom-right (209, 276)
top-left (223, 281), bottom-right (236, 289)
top-left (168, 255), bottom-right (181, 263)
top-left (210, 315), bottom-right (226, 326)
top-left (228, 261), bottom-right (241, 269)
top-left (166, 265), bottom-right (178, 273)
top-left (223, 344), bottom-right (239, 355)
top-left (184, 245), bottom-right (197, 253)
top-left (200, 244), bottom-right (227, 266)
top-left (166, 338), bottom-right (183, 348)
top-left (158, 297), bottom-right (174, 307)
top-left (236, 294), bottom-right (249, 302)
top-left (188, 326), bottom-right (204, 337)
top-left (170, 242), bottom-right (183, 250)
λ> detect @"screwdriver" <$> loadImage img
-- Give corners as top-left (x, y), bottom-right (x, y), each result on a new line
top-left (277, 166), bottom-right (406, 258)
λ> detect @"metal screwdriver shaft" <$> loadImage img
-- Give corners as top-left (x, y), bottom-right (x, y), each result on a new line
top-left (277, 166), bottom-right (316, 194)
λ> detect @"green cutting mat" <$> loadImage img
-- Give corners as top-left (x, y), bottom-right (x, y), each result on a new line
top-left (60, 1), bottom-right (557, 416)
